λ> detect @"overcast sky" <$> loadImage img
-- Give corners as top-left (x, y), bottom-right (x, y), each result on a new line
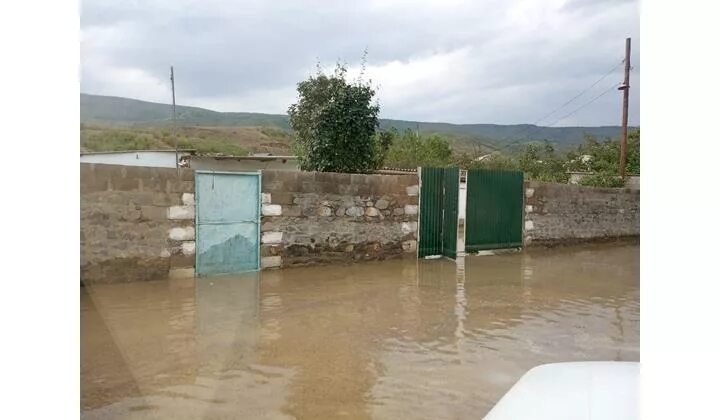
top-left (81, 0), bottom-right (639, 126)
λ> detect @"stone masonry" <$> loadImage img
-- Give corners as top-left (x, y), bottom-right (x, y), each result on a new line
top-left (81, 163), bottom-right (196, 283)
top-left (523, 181), bottom-right (640, 246)
top-left (260, 171), bottom-right (419, 268)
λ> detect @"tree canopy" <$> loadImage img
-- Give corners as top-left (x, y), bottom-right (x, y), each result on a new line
top-left (288, 63), bottom-right (379, 172)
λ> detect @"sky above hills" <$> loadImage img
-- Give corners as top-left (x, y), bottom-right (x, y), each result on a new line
top-left (81, 0), bottom-right (639, 126)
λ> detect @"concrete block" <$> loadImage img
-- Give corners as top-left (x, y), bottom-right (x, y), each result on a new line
top-left (181, 241), bottom-right (196, 255)
top-left (404, 204), bottom-right (418, 215)
top-left (525, 220), bottom-right (534, 231)
top-left (402, 240), bottom-right (417, 252)
top-left (167, 205), bottom-right (195, 220)
top-left (262, 256), bottom-right (282, 269)
top-left (282, 205), bottom-right (302, 217)
top-left (167, 180), bottom-right (195, 193)
top-left (402, 221), bottom-right (418, 234)
top-left (262, 204), bottom-right (282, 216)
top-left (110, 177), bottom-right (140, 191)
top-left (168, 226), bottom-right (195, 241)
top-left (169, 268), bottom-right (195, 279)
top-left (406, 185), bottom-right (419, 196)
top-left (525, 188), bottom-right (535, 198)
top-left (181, 193), bottom-right (195, 206)
top-left (262, 231), bottom-right (283, 244)
top-left (261, 193), bottom-right (272, 204)
top-left (365, 207), bottom-right (380, 217)
top-left (271, 192), bottom-right (295, 205)
top-left (170, 253), bottom-right (194, 268)
top-left (525, 205), bottom-right (533, 213)
top-left (141, 205), bottom-right (168, 221)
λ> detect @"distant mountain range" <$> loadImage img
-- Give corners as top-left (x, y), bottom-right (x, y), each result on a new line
top-left (81, 93), bottom-right (634, 150)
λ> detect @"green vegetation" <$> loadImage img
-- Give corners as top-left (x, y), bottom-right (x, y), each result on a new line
top-left (373, 128), bottom-right (639, 188)
top-left (579, 173), bottom-right (626, 188)
top-left (382, 128), bottom-right (454, 168)
top-left (450, 129), bottom-right (640, 187)
top-left (288, 62), bottom-right (380, 172)
top-left (80, 124), bottom-right (295, 156)
top-left (566, 130), bottom-right (640, 175)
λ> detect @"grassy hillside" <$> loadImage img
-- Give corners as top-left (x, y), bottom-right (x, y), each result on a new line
top-left (81, 93), bottom-right (291, 129)
top-left (80, 124), bottom-right (293, 155)
top-left (80, 93), bottom-right (634, 154)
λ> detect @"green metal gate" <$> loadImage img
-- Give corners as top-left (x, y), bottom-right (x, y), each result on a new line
top-left (418, 167), bottom-right (459, 258)
top-left (465, 169), bottom-right (524, 252)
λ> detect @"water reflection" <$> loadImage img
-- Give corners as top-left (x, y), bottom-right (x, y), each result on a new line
top-left (82, 242), bottom-right (639, 419)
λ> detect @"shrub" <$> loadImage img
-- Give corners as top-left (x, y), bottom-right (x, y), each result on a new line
top-left (579, 173), bottom-right (626, 188)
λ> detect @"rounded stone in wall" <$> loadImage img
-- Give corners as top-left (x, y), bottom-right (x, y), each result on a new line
top-left (365, 207), bottom-right (380, 217)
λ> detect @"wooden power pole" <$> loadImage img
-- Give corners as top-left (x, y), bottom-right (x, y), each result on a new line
top-left (618, 38), bottom-right (631, 179)
top-left (170, 66), bottom-right (178, 169)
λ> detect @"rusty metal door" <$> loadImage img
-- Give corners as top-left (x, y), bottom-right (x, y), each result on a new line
top-left (465, 169), bottom-right (524, 251)
top-left (195, 171), bottom-right (261, 276)
top-left (418, 167), bottom-right (459, 258)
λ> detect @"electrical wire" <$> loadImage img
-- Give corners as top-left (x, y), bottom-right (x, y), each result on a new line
top-left (484, 59), bottom-right (625, 152)
top-left (493, 81), bottom-right (622, 153)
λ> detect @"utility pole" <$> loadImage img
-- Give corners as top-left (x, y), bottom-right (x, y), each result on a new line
top-left (618, 38), bottom-right (631, 179)
top-left (170, 66), bottom-right (178, 170)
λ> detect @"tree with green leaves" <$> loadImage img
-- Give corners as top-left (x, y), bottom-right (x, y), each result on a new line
top-left (288, 62), bottom-right (380, 172)
top-left (382, 128), bottom-right (453, 168)
top-left (566, 130), bottom-right (640, 175)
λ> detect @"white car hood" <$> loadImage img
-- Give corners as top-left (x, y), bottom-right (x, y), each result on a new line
top-left (484, 361), bottom-right (640, 420)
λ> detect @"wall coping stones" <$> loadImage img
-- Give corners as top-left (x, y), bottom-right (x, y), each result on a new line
top-left (262, 231), bottom-right (283, 244)
top-left (262, 204), bottom-right (282, 216)
top-left (168, 226), bottom-right (195, 241)
top-left (404, 204), bottom-right (418, 215)
top-left (181, 241), bottom-right (196, 255)
top-left (181, 193), bottom-right (195, 206)
top-left (262, 256), bottom-right (282, 268)
top-left (167, 205), bottom-right (195, 220)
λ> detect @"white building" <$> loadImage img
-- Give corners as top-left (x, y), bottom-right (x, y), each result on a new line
top-left (80, 149), bottom-right (195, 168)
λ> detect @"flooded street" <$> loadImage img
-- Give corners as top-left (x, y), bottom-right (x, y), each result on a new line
top-left (81, 242), bottom-right (639, 419)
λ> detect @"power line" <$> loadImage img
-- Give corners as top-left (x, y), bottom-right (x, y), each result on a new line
top-left (545, 82), bottom-right (621, 127)
top-left (485, 58), bottom-right (625, 152)
top-left (494, 81), bottom-right (621, 153)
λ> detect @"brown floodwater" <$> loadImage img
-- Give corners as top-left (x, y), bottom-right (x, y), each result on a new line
top-left (81, 242), bottom-right (639, 419)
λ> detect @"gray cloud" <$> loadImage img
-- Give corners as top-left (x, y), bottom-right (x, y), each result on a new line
top-left (81, 0), bottom-right (639, 126)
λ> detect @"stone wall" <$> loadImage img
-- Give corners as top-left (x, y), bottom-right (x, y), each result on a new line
top-left (81, 163), bottom-right (196, 283)
top-left (523, 181), bottom-right (639, 246)
top-left (260, 171), bottom-right (419, 268)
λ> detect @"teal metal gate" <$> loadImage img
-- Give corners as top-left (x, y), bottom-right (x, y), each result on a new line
top-left (195, 171), bottom-right (261, 276)
top-left (418, 167), bottom-right (459, 258)
top-left (465, 169), bottom-right (524, 251)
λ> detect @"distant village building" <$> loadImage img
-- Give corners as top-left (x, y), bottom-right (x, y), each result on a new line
top-left (80, 149), bottom-right (196, 168)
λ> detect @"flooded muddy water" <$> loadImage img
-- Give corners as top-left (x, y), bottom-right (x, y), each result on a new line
top-left (81, 242), bottom-right (639, 419)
